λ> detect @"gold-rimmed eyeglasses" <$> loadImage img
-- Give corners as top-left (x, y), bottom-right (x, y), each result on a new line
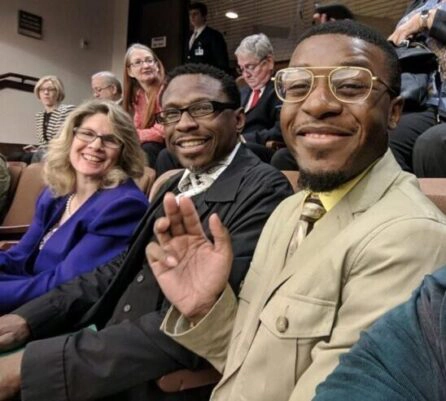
top-left (273, 66), bottom-right (396, 104)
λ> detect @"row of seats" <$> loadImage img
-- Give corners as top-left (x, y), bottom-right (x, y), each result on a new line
top-left (1, 163), bottom-right (446, 391)
top-left (2, 165), bottom-right (446, 243)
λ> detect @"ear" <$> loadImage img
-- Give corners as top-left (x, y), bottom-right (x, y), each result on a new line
top-left (235, 107), bottom-right (246, 134)
top-left (265, 55), bottom-right (274, 71)
top-left (388, 96), bottom-right (404, 130)
top-left (111, 85), bottom-right (118, 95)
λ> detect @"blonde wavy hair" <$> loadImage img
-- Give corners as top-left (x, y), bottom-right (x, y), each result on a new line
top-left (44, 99), bottom-right (146, 196)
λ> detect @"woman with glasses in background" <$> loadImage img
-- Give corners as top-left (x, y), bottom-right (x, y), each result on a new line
top-left (0, 99), bottom-right (148, 313)
top-left (123, 44), bottom-right (166, 168)
top-left (28, 75), bottom-right (76, 163)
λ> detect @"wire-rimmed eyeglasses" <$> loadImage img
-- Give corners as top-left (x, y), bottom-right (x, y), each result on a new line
top-left (129, 57), bottom-right (156, 69)
top-left (73, 127), bottom-right (122, 149)
top-left (273, 66), bottom-right (396, 104)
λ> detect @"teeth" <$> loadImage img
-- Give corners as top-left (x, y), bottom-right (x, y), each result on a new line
top-left (83, 154), bottom-right (102, 162)
top-left (306, 133), bottom-right (330, 138)
top-left (178, 139), bottom-right (206, 148)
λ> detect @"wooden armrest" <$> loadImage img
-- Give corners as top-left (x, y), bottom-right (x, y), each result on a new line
top-left (156, 368), bottom-right (221, 392)
top-left (0, 225), bottom-right (29, 235)
top-left (0, 225), bottom-right (29, 241)
top-left (0, 241), bottom-right (18, 251)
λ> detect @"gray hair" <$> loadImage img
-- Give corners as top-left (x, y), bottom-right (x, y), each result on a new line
top-left (91, 71), bottom-right (122, 95)
top-left (235, 33), bottom-right (274, 60)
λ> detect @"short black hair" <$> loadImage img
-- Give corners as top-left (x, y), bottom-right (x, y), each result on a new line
top-left (297, 20), bottom-right (401, 96)
top-left (189, 2), bottom-right (207, 17)
top-left (161, 63), bottom-right (241, 107)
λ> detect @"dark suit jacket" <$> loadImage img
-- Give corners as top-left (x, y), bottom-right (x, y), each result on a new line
top-left (241, 80), bottom-right (283, 145)
top-left (185, 26), bottom-right (229, 72)
top-left (15, 145), bottom-right (293, 401)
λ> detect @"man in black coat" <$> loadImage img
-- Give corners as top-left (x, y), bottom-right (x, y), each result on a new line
top-left (236, 33), bottom-right (282, 146)
top-left (185, 2), bottom-right (229, 72)
top-left (156, 34), bottom-right (282, 174)
top-left (0, 64), bottom-right (292, 401)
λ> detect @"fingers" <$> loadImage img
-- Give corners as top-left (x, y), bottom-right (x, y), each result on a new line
top-left (163, 192), bottom-right (186, 237)
top-left (178, 196), bottom-right (207, 237)
top-left (146, 241), bottom-right (178, 273)
top-left (208, 213), bottom-right (232, 256)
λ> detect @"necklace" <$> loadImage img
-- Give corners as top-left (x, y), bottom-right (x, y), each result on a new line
top-left (65, 193), bottom-right (75, 217)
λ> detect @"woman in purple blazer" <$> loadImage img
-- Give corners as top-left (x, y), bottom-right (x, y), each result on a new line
top-left (0, 100), bottom-right (148, 313)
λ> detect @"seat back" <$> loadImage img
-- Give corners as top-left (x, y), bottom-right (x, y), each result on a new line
top-left (149, 169), bottom-right (183, 201)
top-left (4, 162), bottom-right (27, 214)
top-left (418, 178), bottom-right (446, 214)
top-left (2, 163), bottom-right (45, 226)
top-left (134, 166), bottom-right (156, 197)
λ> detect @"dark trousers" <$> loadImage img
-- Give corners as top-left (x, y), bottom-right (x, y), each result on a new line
top-left (270, 148), bottom-right (298, 171)
top-left (388, 108), bottom-right (437, 173)
top-left (413, 123), bottom-right (446, 177)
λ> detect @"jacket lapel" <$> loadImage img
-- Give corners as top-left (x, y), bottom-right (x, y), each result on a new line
top-left (221, 151), bottom-right (403, 378)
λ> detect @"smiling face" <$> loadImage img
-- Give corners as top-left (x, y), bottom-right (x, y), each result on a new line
top-left (281, 34), bottom-right (402, 191)
top-left (127, 48), bottom-right (160, 86)
top-left (161, 74), bottom-right (244, 172)
top-left (69, 113), bottom-right (121, 182)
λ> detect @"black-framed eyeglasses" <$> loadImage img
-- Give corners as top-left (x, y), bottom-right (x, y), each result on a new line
top-left (236, 57), bottom-right (267, 75)
top-left (73, 127), bottom-right (123, 149)
top-left (155, 100), bottom-right (239, 125)
top-left (273, 66), bottom-right (396, 104)
top-left (129, 57), bottom-right (156, 69)
top-left (92, 85), bottom-right (112, 95)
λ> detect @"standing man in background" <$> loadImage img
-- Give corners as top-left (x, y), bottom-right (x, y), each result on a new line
top-left (185, 2), bottom-right (229, 72)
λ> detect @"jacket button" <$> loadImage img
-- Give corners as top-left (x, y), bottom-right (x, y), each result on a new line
top-left (136, 273), bottom-right (144, 283)
top-left (276, 316), bottom-right (289, 333)
top-left (123, 304), bottom-right (131, 313)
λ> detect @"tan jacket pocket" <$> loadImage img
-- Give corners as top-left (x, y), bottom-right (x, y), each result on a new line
top-left (259, 293), bottom-right (336, 339)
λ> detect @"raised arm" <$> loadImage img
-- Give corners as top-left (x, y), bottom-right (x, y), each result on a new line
top-left (147, 192), bottom-right (233, 322)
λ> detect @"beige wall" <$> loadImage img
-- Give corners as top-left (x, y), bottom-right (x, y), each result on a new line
top-left (0, 0), bottom-right (129, 144)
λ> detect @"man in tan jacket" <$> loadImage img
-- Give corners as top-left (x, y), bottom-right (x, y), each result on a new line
top-left (147, 20), bottom-right (446, 401)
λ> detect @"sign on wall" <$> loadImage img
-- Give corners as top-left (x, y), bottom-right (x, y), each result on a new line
top-left (151, 36), bottom-right (167, 49)
top-left (18, 10), bottom-right (43, 40)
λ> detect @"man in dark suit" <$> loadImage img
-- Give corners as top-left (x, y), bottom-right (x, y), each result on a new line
top-left (236, 33), bottom-right (282, 147)
top-left (156, 34), bottom-right (282, 174)
top-left (0, 64), bottom-right (292, 401)
top-left (185, 2), bottom-right (229, 72)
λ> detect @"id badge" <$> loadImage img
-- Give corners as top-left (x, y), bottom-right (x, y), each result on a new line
top-left (195, 46), bottom-right (204, 56)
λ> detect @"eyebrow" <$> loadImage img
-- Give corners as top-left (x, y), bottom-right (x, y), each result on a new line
top-left (162, 97), bottom-right (215, 108)
top-left (291, 59), bottom-right (373, 70)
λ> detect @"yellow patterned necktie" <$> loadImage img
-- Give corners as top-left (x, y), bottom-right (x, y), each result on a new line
top-left (286, 194), bottom-right (326, 259)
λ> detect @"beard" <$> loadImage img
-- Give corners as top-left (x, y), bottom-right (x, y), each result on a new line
top-left (298, 168), bottom-right (350, 192)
